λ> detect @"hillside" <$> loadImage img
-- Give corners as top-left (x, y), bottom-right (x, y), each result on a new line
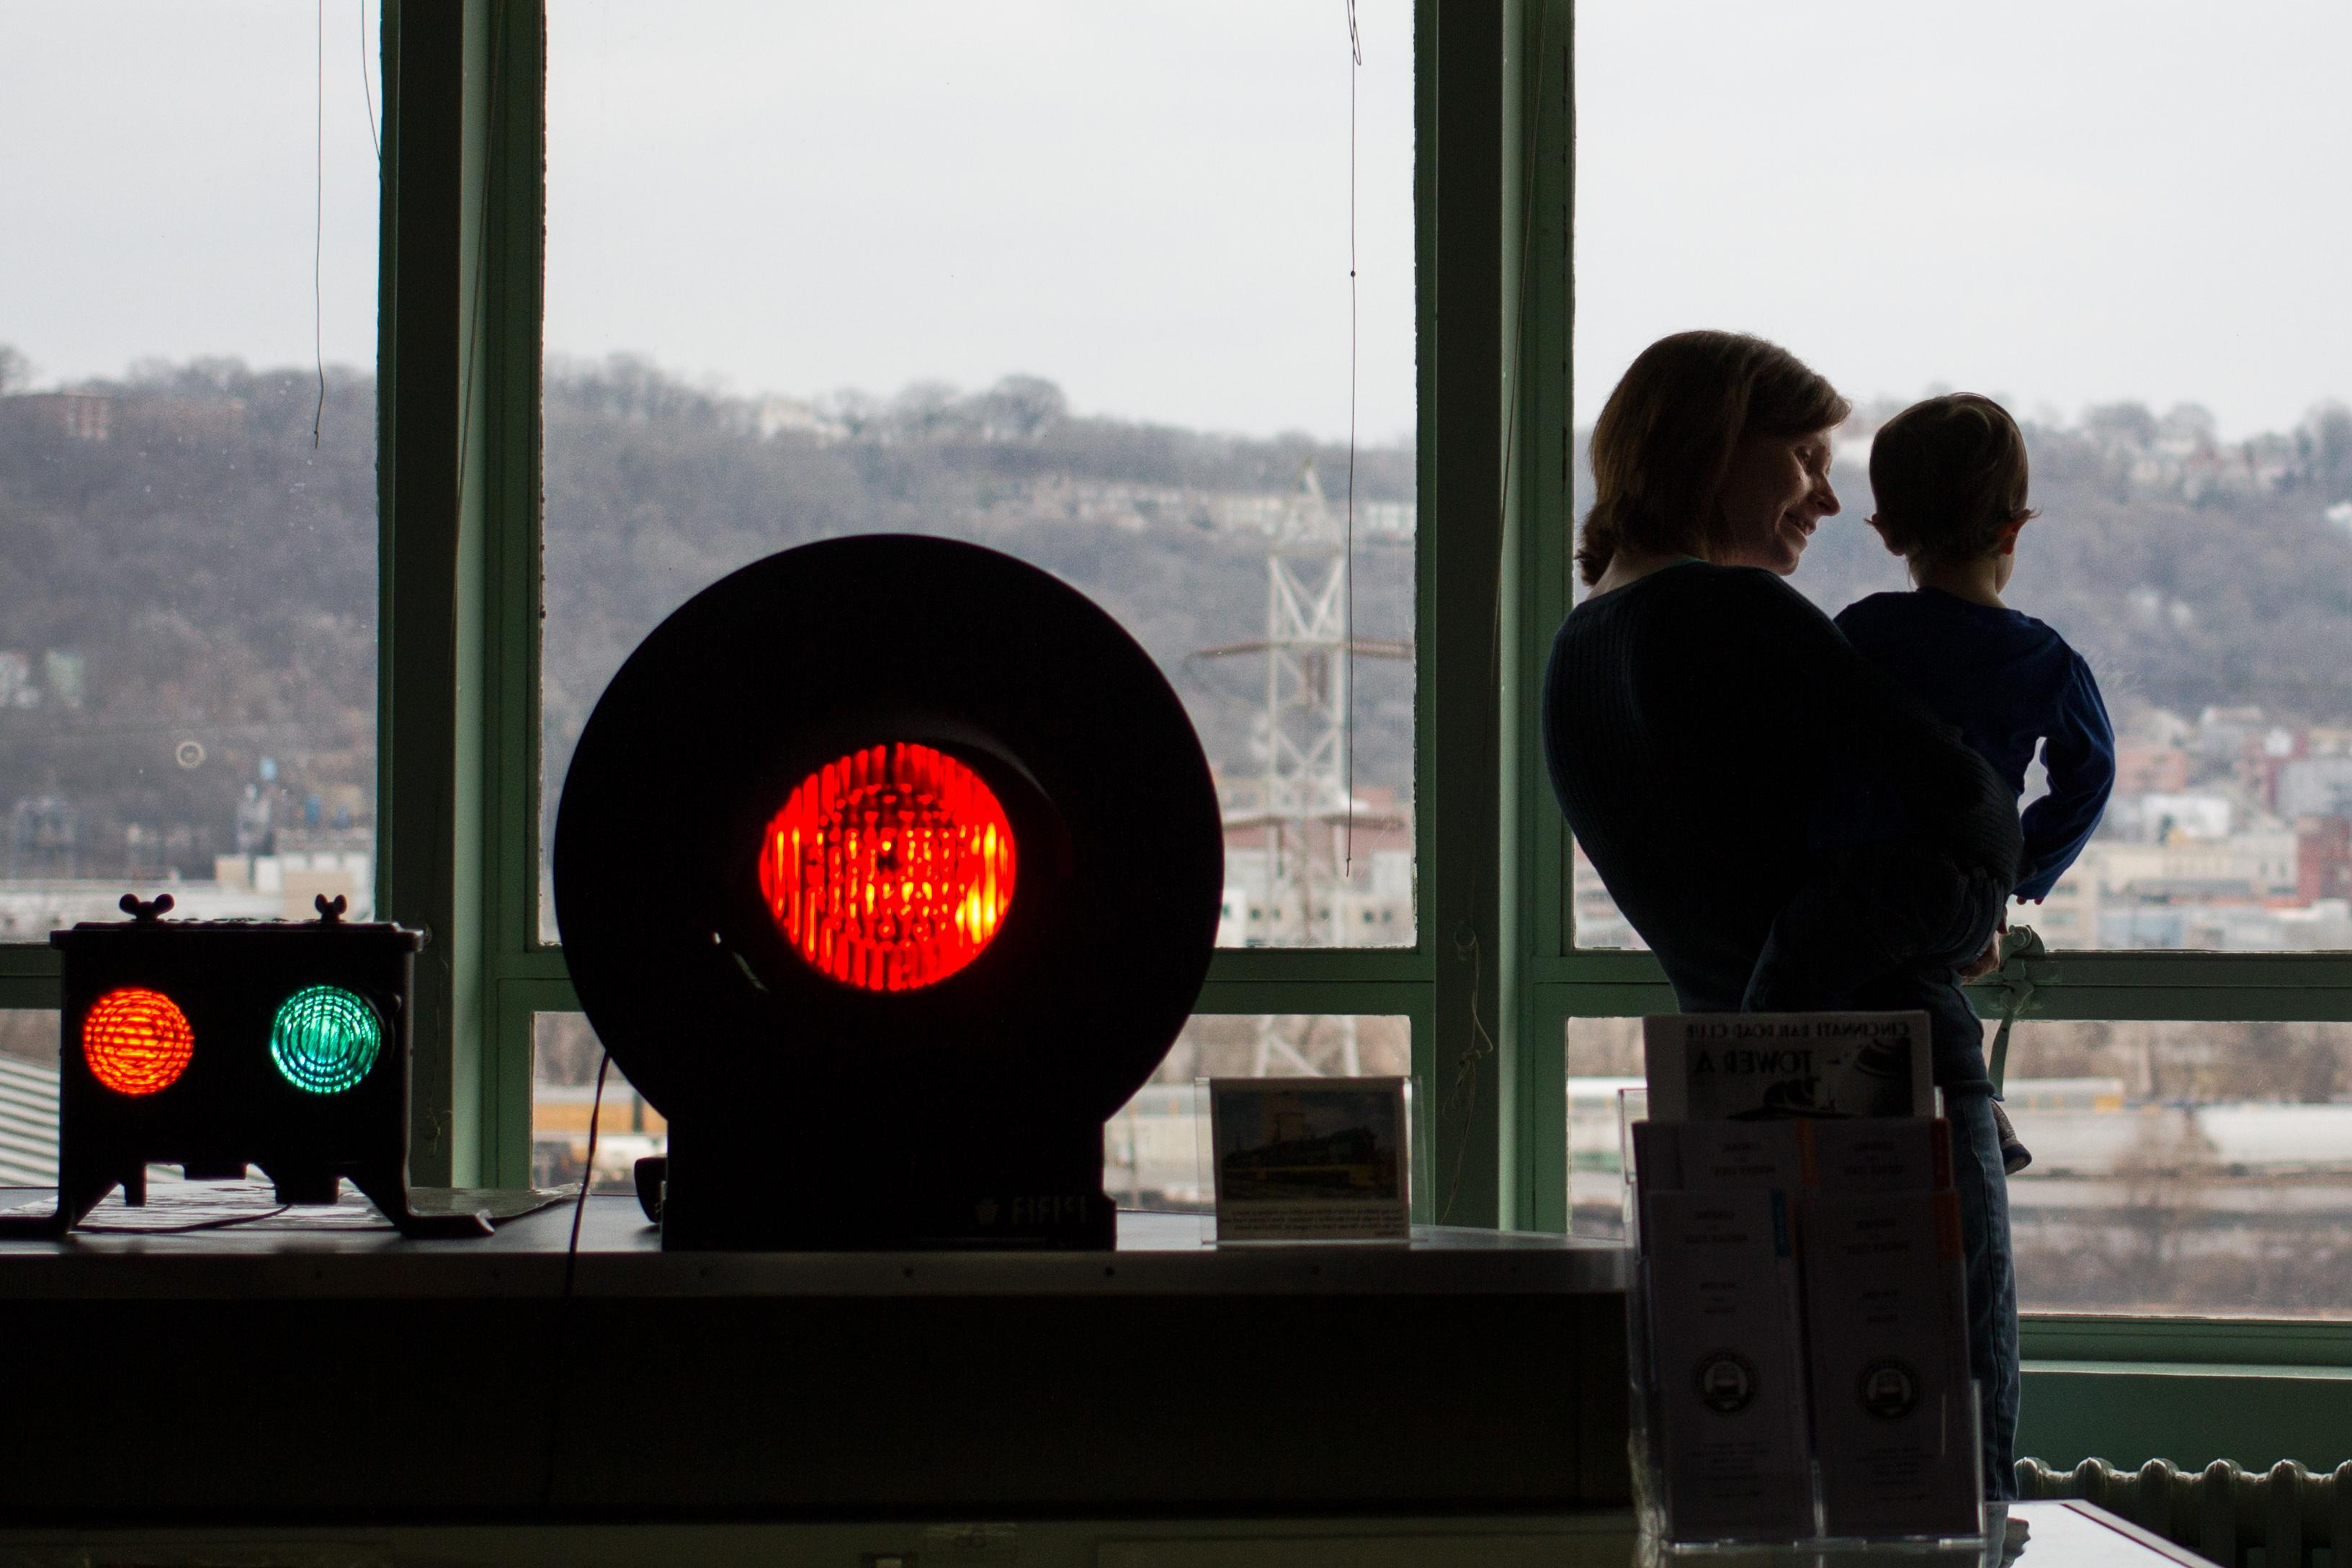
top-left (5, 349), bottom-right (2351, 890)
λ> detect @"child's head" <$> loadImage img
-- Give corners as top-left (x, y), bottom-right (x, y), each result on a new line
top-left (1867, 393), bottom-right (2037, 573)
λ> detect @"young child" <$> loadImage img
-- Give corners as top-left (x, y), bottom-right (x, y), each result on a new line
top-left (1836, 393), bottom-right (2116, 1169)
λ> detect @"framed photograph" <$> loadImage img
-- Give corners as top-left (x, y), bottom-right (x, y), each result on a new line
top-left (1207, 1075), bottom-right (1409, 1242)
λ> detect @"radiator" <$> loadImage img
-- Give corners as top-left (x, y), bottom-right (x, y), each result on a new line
top-left (2018, 1457), bottom-right (2352, 1567)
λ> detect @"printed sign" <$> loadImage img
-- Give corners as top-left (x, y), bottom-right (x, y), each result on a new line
top-left (1644, 1012), bottom-right (1932, 1123)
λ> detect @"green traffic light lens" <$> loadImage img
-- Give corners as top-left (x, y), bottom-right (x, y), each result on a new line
top-left (270, 985), bottom-right (382, 1094)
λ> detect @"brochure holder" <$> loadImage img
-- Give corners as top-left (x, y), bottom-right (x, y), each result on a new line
top-left (1620, 1087), bottom-right (1990, 1559)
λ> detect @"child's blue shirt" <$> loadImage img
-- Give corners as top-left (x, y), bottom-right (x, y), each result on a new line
top-left (1833, 588), bottom-right (2114, 904)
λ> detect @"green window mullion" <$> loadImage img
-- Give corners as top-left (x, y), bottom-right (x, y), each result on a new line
top-left (1502, 0), bottom-right (1575, 1233)
top-left (476, 1), bottom-right (549, 1191)
top-left (379, 0), bottom-right (542, 1187)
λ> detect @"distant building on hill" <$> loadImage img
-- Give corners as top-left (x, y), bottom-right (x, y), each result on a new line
top-left (0, 390), bottom-right (112, 442)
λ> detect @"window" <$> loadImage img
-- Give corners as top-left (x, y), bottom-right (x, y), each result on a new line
top-left (1569, 1014), bottom-right (2352, 1320)
top-left (7, 0), bottom-right (2339, 1474)
top-left (0, 1013), bottom-right (60, 1191)
top-left (540, 1), bottom-right (1419, 951)
top-left (1570, 0), bottom-right (2352, 958)
top-left (535, 1009), bottom-right (1419, 1220)
top-left (1107, 1013), bottom-right (1418, 1215)
top-left (532, 1011), bottom-right (661, 1191)
top-left (0, 1), bottom-right (1520, 1208)
top-left (1541, 1), bottom-right (2352, 1340)
top-left (433, 0), bottom-right (1521, 1209)
top-left (2000, 1020), bottom-right (2352, 1320)
top-left (0, 5), bottom-right (383, 940)
top-left (17, 3), bottom-right (2348, 1448)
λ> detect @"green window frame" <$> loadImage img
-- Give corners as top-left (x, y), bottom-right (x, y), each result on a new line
top-left (0, 0), bottom-right (1538, 1224)
top-left (0, 0), bottom-right (1530, 1232)
top-left (358, 0), bottom-right (1544, 1226)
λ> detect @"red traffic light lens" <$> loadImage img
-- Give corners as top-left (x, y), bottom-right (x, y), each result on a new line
top-left (759, 743), bottom-right (1016, 992)
top-left (84, 987), bottom-right (195, 1096)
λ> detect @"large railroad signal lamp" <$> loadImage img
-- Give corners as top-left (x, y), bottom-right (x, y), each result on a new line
top-left (554, 535), bottom-right (1225, 1250)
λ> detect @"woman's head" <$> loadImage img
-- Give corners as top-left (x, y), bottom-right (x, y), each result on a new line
top-left (1866, 393), bottom-right (2036, 570)
top-left (1576, 331), bottom-right (1851, 586)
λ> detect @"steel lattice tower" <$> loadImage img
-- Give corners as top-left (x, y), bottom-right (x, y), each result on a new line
top-left (1197, 462), bottom-right (1406, 1075)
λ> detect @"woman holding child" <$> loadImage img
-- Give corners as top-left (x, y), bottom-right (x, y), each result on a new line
top-left (1544, 331), bottom-right (2111, 1499)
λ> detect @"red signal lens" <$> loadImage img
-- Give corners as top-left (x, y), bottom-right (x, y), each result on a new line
top-left (760, 743), bottom-right (1016, 992)
top-left (83, 987), bottom-right (195, 1096)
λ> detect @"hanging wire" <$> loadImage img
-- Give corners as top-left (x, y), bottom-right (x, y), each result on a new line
top-left (312, 0), bottom-right (327, 449)
top-left (1343, 0), bottom-right (1362, 876)
top-left (359, 0), bottom-right (382, 166)
top-left (453, 12), bottom-right (508, 521)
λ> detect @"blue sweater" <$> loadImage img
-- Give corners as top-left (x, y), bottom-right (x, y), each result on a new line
top-left (1833, 588), bottom-right (2115, 903)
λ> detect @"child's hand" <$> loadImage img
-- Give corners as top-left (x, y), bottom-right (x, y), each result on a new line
top-left (1959, 935), bottom-right (2002, 981)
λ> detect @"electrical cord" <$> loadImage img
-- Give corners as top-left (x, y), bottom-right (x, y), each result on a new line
top-left (562, 1049), bottom-right (612, 1299)
top-left (84, 1203), bottom-right (294, 1236)
top-left (539, 1048), bottom-right (611, 1513)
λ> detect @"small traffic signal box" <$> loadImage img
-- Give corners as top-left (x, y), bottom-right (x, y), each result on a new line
top-left (0, 893), bottom-right (488, 1240)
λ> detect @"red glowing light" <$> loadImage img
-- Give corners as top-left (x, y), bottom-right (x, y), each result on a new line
top-left (83, 987), bottom-right (195, 1096)
top-left (760, 743), bottom-right (1017, 992)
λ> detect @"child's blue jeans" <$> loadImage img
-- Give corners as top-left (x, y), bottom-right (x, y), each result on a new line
top-left (1945, 1078), bottom-right (2022, 1500)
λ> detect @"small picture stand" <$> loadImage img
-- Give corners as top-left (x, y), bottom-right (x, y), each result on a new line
top-left (1206, 1075), bottom-right (1410, 1243)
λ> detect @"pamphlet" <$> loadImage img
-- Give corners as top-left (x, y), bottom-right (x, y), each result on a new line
top-left (1799, 1189), bottom-right (1980, 1538)
top-left (1800, 1117), bottom-right (1952, 1193)
top-left (1644, 1013), bottom-right (1932, 1124)
top-left (1633, 1119), bottom-right (1804, 1196)
top-left (1642, 1187), bottom-right (1815, 1541)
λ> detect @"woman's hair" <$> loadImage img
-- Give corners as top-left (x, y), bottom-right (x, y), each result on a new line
top-left (1866, 393), bottom-right (2038, 564)
top-left (1575, 331), bottom-right (1850, 587)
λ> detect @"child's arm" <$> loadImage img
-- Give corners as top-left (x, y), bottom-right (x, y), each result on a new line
top-left (2016, 654), bottom-right (2115, 902)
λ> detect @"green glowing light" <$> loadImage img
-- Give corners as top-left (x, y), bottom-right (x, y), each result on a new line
top-left (269, 985), bottom-right (381, 1094)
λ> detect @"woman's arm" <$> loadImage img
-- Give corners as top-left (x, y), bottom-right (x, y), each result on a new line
top-left (1692, 571), bottom-right (2024, 886)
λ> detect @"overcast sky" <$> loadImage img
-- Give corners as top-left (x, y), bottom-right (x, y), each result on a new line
top-left (1, 4), bottom-right (382, 396)
top-left (543, 1), bottom-right (1415, 443)
top-left (1577, 0), bottom-right (2352, 440)
top-left (4, 2), bottom-right (2347, 442)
